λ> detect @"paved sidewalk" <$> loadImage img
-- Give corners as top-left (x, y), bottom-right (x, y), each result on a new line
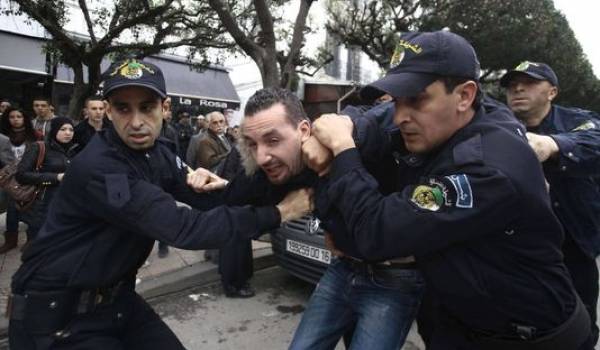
top-left (0, 213), bottom-right (273, 340)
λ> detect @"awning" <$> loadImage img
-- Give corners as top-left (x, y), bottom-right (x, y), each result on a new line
top-left (0, 31), bottom-right (48, 76)
top-left (145, 56), bottom-right (240, 110)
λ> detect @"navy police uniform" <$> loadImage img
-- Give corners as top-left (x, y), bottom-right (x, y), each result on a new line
top-left (325, 101), bottom-right (589, 349)
top-left (319, 31), bottom-right (590, 349)
top-left (501, 61), bottom-right (600, 347)
top-left (7, 60), bottom-right (281, 349)
top-left (527, 104), bottom-right (600, 344)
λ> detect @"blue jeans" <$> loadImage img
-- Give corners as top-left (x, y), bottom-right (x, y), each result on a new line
top-left (289, 258), bottom-right (425, 350)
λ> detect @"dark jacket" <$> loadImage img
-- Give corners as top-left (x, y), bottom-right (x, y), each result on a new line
top-left (318, 99), bottom-right (576, 333)
top-left (11, 128), bottom-right (280, 292)
top-left (529, 104), bottom-right (600, 258)
top-left (16, 140), bottom-right (78, 203)
top-left (73, 117), bottom-right (112, 150)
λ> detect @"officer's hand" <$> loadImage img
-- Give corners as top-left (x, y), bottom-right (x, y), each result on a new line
top-left (324, 232), bottom-right (344, 257)
top-left (302, 136), bottom-right (332, 176)
top-left (276, 188), bottom-right (314, 222)
top-left (186, 167), bottom-right (228, 192)
top-left (526, 132), bottom-right (559, 162)
top-left (311, 114), bottom-right (355, 156)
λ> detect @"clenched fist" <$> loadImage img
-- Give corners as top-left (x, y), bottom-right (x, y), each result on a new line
top-left (526, 132), bottom-right (559, 162)
top-left (311, 114), bottom-right (355, 156)
top-left (276, 188), bottom-right (314, 222)
top-left (302, 136), bottom-right (333, 176)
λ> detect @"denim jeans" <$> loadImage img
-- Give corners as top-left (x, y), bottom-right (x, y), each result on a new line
top-left (289, 258), bottom-right (425, 350)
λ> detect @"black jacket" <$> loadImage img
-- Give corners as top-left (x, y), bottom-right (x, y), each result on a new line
top-left (318, 99), bottom-right (576, 332)
top-left (12, 128), bottom-right (280, 292)
top-left (16, 140), bottom-right (78, 188)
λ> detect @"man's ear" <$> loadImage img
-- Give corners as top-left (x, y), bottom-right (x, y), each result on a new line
top-left (161, 98), bottom-right (170, 115)
top-left (298, 119), bottom-right (311, 142)
top-left (104, 100), bottom-right (113, 121)
top-left (456, 81), bottom-right (478, 113)
top-left (548, 86), bottom-right (558, 102)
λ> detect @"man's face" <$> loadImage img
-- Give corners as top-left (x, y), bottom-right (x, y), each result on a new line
top-left (179, 113), bottom-right (190, 125)
top-left (394, 81), bottom-right (466, 154)
top-left (105, 86), bottom-right (166, 150)
top-left (85, 100), bottom-right (105, 123)
top-left (242, 103), bottom-right (310, 184)
top-left (197, 118), bottom-right (207, 129)
top-left (209, 114), bottom-right (227, 135)
top-left (505, 75), bottom-right (556, 122)
top-left (33, 100), bottom-right (50, 119)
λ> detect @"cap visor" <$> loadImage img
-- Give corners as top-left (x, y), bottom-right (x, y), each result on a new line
top-left (500, 71), bottom-right (547, 87)
top-left (103, 82), bottom-right (167, 99)
top-left (361, 72), bottom-right (438, 101)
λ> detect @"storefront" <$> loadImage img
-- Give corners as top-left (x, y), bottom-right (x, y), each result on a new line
top-left (0, 31), bottom-right (52, 109)
top-left (0, 30), bottom-right (240, 118)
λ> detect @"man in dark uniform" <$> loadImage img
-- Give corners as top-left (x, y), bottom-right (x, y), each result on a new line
top-left (306, 31), bottom-right (590, 349)
top-left (501, 61), bottom-right (600, 348)
top-left (6, 58), bottom-right (311, 349)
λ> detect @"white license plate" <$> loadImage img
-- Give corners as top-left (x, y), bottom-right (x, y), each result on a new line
top-left (286, 239), bottom-right (331, 264)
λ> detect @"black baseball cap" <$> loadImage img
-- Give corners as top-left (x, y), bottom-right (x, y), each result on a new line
top-left (500, 61), bottom-right (558, 88)
top-left (102, 58), bottom-right (167, 98)
top-left (361, 31), bottom-right (481, 101)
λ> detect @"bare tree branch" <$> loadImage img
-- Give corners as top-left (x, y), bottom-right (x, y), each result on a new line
top-left (78, 0), bottom-right (97, 44)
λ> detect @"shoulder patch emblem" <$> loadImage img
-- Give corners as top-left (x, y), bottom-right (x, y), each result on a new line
top-left (445, 174), bottom-right (473, 208)
top-left (411, 185), bottom-right (444, 211)
top-left (572, 120), bottom-right (596, 131)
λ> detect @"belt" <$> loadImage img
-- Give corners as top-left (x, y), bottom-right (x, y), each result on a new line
top-left (6, 280), bottom-right (131, 321)
top-left (341, 256), bottom-right (417, 274)
top-left (468, 296), bottom-right (590, 350)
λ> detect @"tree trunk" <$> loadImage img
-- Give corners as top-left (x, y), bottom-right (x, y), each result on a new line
top-left (260, 51), bottom-right (281, 88)
top-left (67, 63), bottom-right (89, 121)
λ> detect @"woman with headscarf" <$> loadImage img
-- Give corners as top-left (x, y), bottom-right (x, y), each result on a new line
top-left (0, 107), bottom-right (39, 253)
top-left (16, 117), bottom-right (78, 248)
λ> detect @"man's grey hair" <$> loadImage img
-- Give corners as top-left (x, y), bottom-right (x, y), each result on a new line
top-left (206, 111), bottom-right (224, 123)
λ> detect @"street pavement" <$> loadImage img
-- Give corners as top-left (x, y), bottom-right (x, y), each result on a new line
top-left (150, 265), bottom-right (425, 350)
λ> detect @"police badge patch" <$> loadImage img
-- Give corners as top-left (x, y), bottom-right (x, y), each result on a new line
top-left (411, 185), bottom-right (444, 211)
top-left (110, 59), bottom-right (155, 80)
top-left (390, 44), bottom-right (406, 67)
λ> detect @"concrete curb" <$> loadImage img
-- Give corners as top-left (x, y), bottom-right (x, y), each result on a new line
top-left (138, 247), bottom-right (275, 299)
top-left (0, 247), bottom-right (276, 345)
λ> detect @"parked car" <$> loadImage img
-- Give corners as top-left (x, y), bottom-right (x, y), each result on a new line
top-left (271, 214), bottom-right (331, 284)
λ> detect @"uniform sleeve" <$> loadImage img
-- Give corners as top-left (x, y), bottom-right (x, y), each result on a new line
top-left (326, 148), bottom-right (520, 259)
top-left (549, 115), bottom-right (600, 177)
top-left (84, 172), bottom-right (280, 250)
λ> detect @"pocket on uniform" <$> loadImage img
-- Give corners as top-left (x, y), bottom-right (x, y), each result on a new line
top-left (105, 174), bottom-right (131, 208)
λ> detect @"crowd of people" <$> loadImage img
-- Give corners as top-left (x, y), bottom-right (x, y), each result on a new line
top-left (1, 29), bottom-right (599, 350)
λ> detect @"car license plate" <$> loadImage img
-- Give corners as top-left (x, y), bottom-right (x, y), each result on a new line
top-left (286, 239), bottom-right (331, 264)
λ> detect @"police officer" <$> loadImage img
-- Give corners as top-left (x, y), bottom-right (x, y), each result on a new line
top-left (307, 31), bottom-right (590, 349)
top-left (501, 61), bottom-right (600, 348)
top-left (7, 58), bottom-right (311, 349)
